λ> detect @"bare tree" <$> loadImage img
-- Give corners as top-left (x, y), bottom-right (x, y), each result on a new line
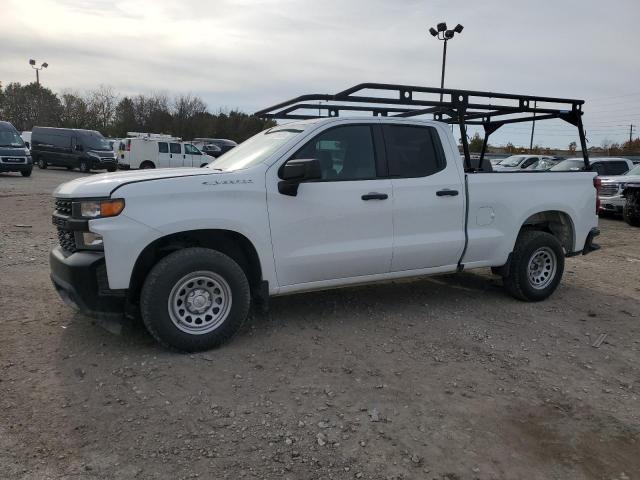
top-left (87, 85), bottom-right (118, 133)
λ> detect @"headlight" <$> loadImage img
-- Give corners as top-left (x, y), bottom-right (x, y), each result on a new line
top-left (78, 199), bottom-right (125, 218)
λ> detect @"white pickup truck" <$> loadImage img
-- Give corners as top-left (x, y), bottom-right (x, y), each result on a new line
top-left (49, 85), bottom-right (601, 351)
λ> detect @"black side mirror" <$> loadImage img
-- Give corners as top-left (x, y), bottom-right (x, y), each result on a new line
top-left (278, 158), bottom-right (322, 196)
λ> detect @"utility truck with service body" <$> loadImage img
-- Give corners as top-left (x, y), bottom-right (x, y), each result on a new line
top-left (50, 83), bottom-right (601, 351)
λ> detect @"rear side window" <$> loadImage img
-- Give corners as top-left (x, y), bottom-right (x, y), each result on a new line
top-left (170, 143), bottom-right (181, 154)
top-left (158, 142), bottom-right (168, 153)
top-left (383, 125), bottom-right (445, 177)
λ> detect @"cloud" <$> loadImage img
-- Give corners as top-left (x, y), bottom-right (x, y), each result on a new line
top-left (1, 0), bottom-right (638, 147)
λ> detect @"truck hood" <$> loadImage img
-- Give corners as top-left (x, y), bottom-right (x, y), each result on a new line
top-left (54, 168), bottom-right (214, 198)
top-left (600, 174), bottom-right (640, 184)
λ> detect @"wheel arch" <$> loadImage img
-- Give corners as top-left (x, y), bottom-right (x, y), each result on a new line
top-left (520, 210), bottom-right (575, 253)
top-left (129, 229), bottom-right (263, 302)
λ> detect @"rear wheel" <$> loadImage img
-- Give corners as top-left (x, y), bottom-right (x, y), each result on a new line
top-left (140, 161), bottom-right (155, 169)
top-left (79, 159), bottom-right (90, 173)
top-left (623, 192), bottom-right (640, 227)
top-left (140, 247), bottom-right (251, 351)
top-left (37, 157), bottom-right (47, 169)
top-left (502, 230), bottom-right (565, 301)
top-left (21, 168), bottom-right (32, 177)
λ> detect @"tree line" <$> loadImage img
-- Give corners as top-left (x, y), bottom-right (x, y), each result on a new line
top-left (0, 82), bottom-right (276, 141)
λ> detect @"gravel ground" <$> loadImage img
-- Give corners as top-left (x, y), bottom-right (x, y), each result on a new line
top-left (1, 168), bottom-right (639, 480)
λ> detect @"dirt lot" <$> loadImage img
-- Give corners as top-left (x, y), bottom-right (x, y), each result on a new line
top-left (1, 168), bottom-right (639, 480)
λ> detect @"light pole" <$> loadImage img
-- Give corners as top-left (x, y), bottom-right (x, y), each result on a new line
top-left (429, 22), bottom-right (464, 102)
top-left (29, 59), bottom-right (48, 85)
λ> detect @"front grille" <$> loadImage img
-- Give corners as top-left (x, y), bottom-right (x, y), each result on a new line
top-left (55, 198), bottom-right (72, 216)
top-left (600, 184), bottom-right (619, 197)
top-left (54, 198), bottom-right (76, 252)
top-left (57, 228), bottom-right (77, 253)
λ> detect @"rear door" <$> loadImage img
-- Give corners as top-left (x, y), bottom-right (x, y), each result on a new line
top-left (157, 142), bottom-right (171, 168)
top-left (384, 124), bottom-right (466, 271)
top-left (267, 123), bottom-right (393, 286)
top-left (169, 142), bottom-right (183, 167)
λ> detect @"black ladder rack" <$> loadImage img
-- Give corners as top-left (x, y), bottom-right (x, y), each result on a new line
top-left (254, 82), bottom-right (590, 171)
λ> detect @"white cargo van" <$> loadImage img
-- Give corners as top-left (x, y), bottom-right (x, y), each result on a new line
top-left (118, 134), bottom-right (214, 169)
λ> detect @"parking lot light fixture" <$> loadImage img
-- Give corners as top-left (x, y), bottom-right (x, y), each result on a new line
top-left (428, 22), bottom-right (464, 102)
top-left (29, 59), bottom-right (48, 85)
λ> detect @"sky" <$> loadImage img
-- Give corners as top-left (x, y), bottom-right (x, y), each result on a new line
top-left (1, 0), bottom-right (639, 148)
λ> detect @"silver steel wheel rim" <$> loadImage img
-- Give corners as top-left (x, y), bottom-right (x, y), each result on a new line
top-left (527, 247), bottom-right (557, 290)
top-left (168, 271), bottom-right (232, 335)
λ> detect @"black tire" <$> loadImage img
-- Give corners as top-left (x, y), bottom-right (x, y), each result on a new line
top-left (66, 166), bottom-right (74, 170)
top-left (21, 168), bottom-right (32, 177)
top-left (140, 247), bottom-right (251, 351)
top-left (107, 166), bottom-right (117, 172)
top-left (37, 157), bottom-right (47, 169)
top-left (79, 159), bottom-right (90, 173)
top-left (502, 230), bottom-right (565, 302)
top-left (623, 193), bottom-right (640, 227)
top-left (140, 161), bottom-right (155, 169)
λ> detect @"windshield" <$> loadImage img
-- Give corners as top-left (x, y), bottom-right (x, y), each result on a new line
top-left (550, 159), bottom-right (584, 171)
top-left (0, 128), bottom-right (25, 148)
top-left (626, 164), bottom-right (640, 176)
top-left (83, 133), bottom-right (112, 151)
top-left (209, 125), bottom-right (306, 172)
top-left (500, 155), bottom-right (527, 167)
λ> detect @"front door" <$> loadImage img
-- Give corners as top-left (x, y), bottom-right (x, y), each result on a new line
top-left (267, 124), bottom-right (393, 287)
top-left (184, 143), bottom-right (202, 167)
top-left (382, 124), bottom-right (466, 271)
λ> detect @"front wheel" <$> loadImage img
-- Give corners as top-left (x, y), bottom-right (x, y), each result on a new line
top-left (21, 168), bottom-right (32, 177)
top-left (79, 159), bottom-right (90, 173)
top-left (37, 158), bottom-right (47, 169)
top-left (140, 248), bottom-right (251, 351)
top-left (623, 192), bottom-right (640, 227)
top-left (502, 230), bottom-right (565, 302)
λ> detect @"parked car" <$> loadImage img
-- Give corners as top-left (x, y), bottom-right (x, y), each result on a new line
top-left (201, 144), bottom-right (223, 157)
top-left (598, 163), bottom-right (640, 215)
top-left (31, 127), bottom-right (117, 173)
top-left (524, 158), bottom-right (561, 171)
top-left (119, 137), bottom-right (215, 169)
top-left (622, 180), bottom-right (640, 226)
top-left (0, 121), bottom-right (33, 177)
top-left (489, 157), bottom-right (505, 166)
top-left (50, 116), bottom-right (600, 351)
top-left (493, 155), bottom-right (554, 172)
top-left (550, 157), bottom-right (633, 175)
top-left (193, 138), bottom-right (237, 155)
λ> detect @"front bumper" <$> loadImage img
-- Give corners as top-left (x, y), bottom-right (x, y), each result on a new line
top-left (599, 195), bottom-right (624, 213)
top-left (50, 246), bottom-right (126, 318)
top-left (0, 159), bottom-right (32, 172)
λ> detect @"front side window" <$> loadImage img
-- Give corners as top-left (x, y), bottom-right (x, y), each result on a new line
top-left (170, 143), bottom-right (181, 154)
top-left (292, 125), bottom-right (376, 180)
top-left (384, 125), bottom-right (445, 177)
top-left (158, 142), bottom-right (168, 153)
top-left (184, 144), bottom-right (200, 155)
